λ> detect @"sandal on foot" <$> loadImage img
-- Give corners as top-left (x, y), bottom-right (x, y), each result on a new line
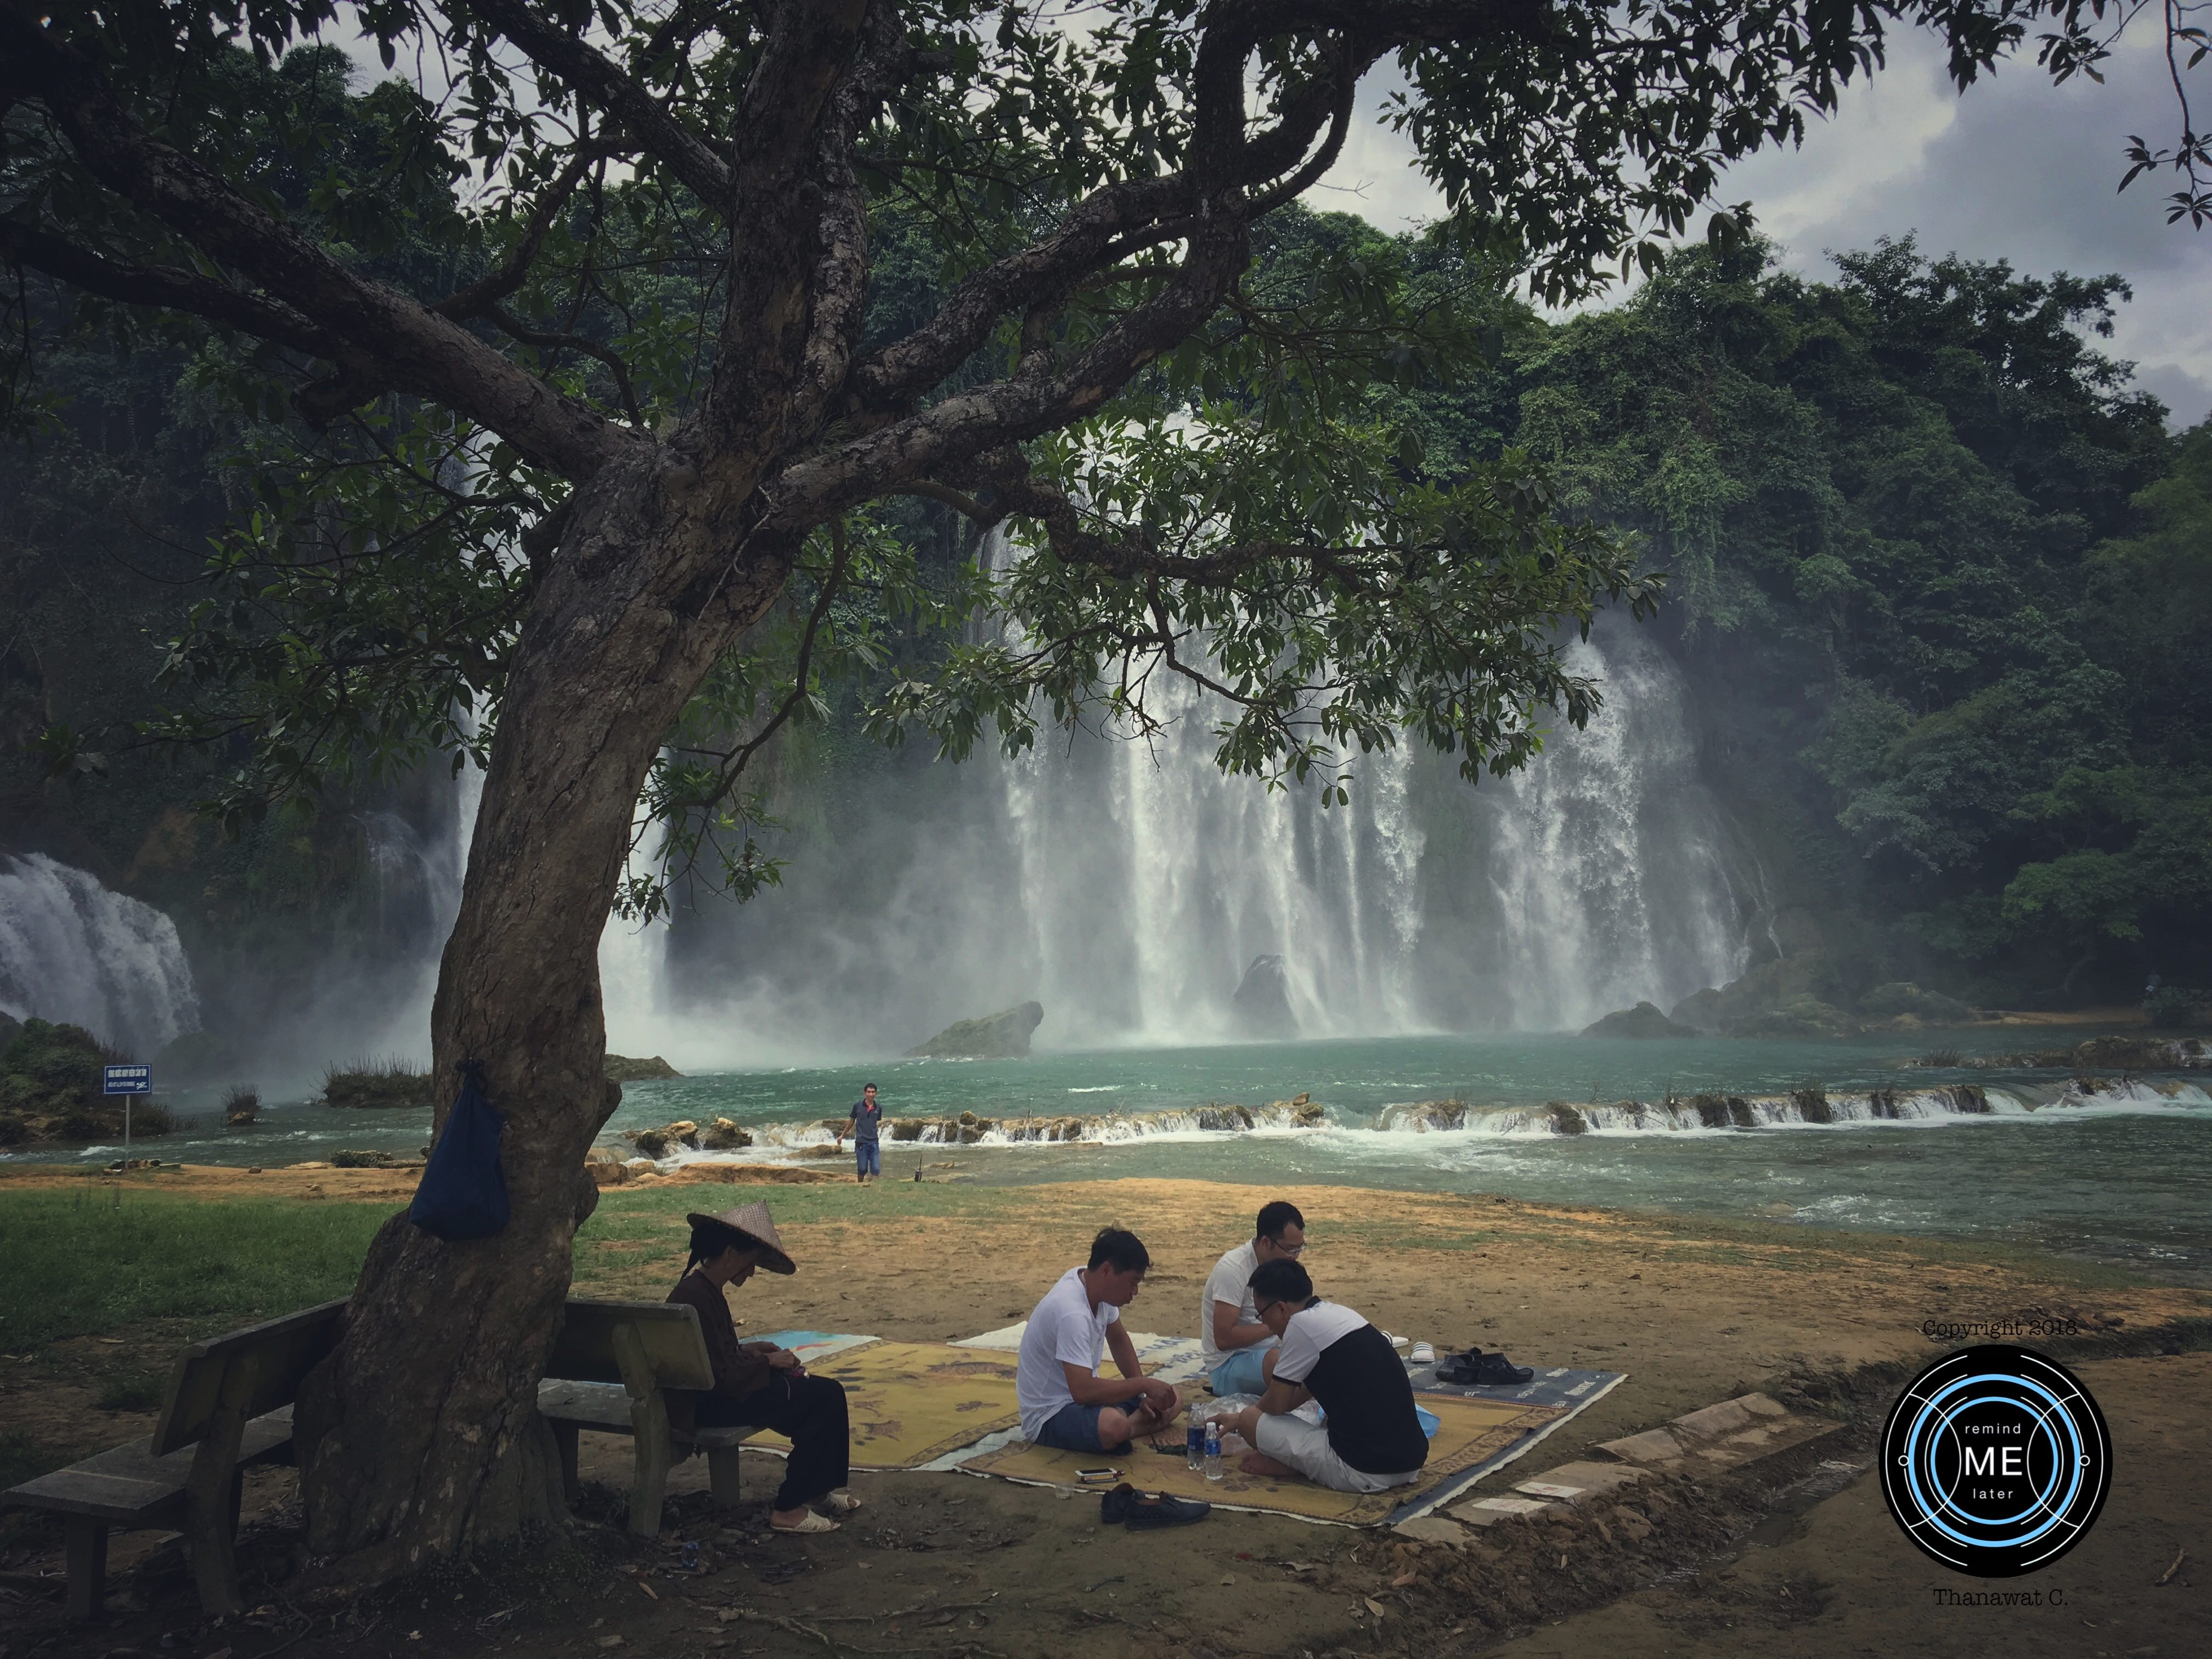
top-left (771, 1510), bottom-right (839, 1534)
top-left (821, 1491), bottom-right (864, 1515)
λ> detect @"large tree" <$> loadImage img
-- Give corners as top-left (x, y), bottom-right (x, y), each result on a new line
top-left (1, 0), bottom-right (2197, 1581)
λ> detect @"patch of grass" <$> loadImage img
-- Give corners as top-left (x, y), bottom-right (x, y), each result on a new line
top-left (0, 1426), bottom-right (62, 1489)
top-left (0, 1189), bottom-right (387, 1350)
top-left (96, 1370), bottom-right (168, 1413)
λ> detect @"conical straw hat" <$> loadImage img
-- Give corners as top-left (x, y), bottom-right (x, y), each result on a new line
top-left (685, 1200), bottom-right (797, 1274)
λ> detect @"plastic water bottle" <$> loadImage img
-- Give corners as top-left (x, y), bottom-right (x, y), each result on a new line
top-left (1186, 1418), bottom-right (1205, 1471)
top-left (1204, 1419), bottom-right (1223, 1481)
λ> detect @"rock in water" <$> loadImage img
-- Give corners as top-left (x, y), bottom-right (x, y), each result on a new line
top-left (1231, 955), bottom-right (1297, 1037)
top-left (1580, 1001), bottom-right (1698, 1039)
top-left (605, 1053), bottom-right (682, 1082)
top-left (906, 1002), bottom-right (1045, 1059)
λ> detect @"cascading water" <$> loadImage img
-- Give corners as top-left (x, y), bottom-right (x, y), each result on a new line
top-left (672, 533), bottom-right (1758, 1054)
top-left (1483, 623), bottom-right (1758, 1030)
top-left (0, 852), bottom-right (201, 1047)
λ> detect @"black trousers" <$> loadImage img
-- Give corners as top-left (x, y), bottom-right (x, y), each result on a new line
top-left (696, 1373), bottom-right (850, 1511)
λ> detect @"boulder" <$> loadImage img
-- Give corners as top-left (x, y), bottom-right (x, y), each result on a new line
top-left (584, 1146), bottom-right (629, 1186)
top-left (1229, 955), bottom-right (1298, 1037)
top-left (605, 1053), bottom-right (682, 1082)
top-left (1580, 1001), bottom-right (1698, 1040)
top-left (699, 1116), bottom-right (752, 1150)
top-left (624, 1119), bottom-right (700, 1157)
top-left (906, 1001), bottom-right (1045, 1059)
top-left (1856, 982), bottom-right (1974, 1024)
top-left (1671, 950), bottom-right (1853, 1035)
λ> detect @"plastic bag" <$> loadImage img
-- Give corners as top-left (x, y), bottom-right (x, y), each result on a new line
top-left (408, 1059), bottom-right (510, 1240)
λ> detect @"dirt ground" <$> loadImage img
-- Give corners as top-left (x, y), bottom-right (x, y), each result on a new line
top-left (2, 1171), bottom-right (2207, 1659)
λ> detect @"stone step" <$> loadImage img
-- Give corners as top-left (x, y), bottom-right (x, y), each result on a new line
top-left (1513, 1459), bottom-right (1648, 1503)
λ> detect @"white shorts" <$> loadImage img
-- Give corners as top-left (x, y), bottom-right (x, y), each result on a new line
top-left (1253, 1413), bottom-right (1422, 1494)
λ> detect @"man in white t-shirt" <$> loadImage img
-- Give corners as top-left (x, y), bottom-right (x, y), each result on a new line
top-left (1214, 1257), bottom-right (1429, 1494)
top-left (1015, 1228), bottom-right (1183, 1453)
top-left (1198, 1200), bottom-right (1306, 1396)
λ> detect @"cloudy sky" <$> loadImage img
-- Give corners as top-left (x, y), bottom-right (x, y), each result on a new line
top-left (1313, 27), bottom-right (2211, 426)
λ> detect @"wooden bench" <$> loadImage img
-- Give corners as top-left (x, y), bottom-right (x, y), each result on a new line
top-left (538, 1299), bottom-right (763, 1537)
top-left (1, 1300), bottom-right (342, 1621)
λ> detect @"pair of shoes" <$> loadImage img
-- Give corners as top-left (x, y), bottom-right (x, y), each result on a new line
top-left (771, 1510), bottom-right (839, 1534)
top-left (1434, 1348), bottom-right (1536, 1387)
top-left (1099, 1482), bottom-right (1211, 1530)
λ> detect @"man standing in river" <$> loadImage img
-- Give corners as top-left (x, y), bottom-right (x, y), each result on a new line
top-left (835, 1081), bottom-right (883, 1183)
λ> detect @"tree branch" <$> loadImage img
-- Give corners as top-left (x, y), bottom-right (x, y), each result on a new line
top-left (458, 0), bottom-right (735, 206)
top-left (435, 144), bottom-right (613, 320)
top-left (0, 218), bottom-right (334, 357)
top-left (0, 1), bottom-right (634, 479)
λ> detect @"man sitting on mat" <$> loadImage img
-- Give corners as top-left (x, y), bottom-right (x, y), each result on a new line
top-left (1215, 1258), bottom-right (1429, 1494)
top-left (1015, 1227), bottom-right (1183, 1454)
top-left (666, 1201), bottom-right (860, 1535)
top-left (1198, 1199), bottom-right (1306, 1396)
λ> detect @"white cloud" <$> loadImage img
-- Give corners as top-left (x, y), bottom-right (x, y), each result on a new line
top-left (1318, 27), bottom-right (2211, 426)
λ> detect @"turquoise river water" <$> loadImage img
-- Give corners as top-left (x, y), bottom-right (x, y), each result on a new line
top-left (22, 1028), bottom-right (2212, 1282)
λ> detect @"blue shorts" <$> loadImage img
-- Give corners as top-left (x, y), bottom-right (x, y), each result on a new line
top-left (1033, 1395), bottom-right (1145, 1453)
top-left (1207, 1346), bottom-right (1272, 1397)
top-left (854, 1139), bottom-right (880, 1176)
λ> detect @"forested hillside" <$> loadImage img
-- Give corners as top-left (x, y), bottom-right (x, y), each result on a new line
top-left (6, 109), bottom-right (2206, 1013)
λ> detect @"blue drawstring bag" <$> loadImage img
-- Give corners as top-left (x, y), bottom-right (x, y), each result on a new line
top-left (409, 1059), bottom-right (510, 1240)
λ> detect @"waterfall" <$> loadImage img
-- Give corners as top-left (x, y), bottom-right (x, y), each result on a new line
top-left (674, 537), bottom-right (1756, 1054)
top-left (1483, 622), bottom-right (1754, 1030)
top-left (0, 853), bottom-right (201, 1047)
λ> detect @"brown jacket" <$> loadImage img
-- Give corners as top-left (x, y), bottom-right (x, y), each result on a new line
top-left (666, 1271), bottom-right (779, 1429)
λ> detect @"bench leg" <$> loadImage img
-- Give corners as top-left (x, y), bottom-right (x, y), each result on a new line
top-left (707, 1444), bottom-right (743, 1508)
top-left (65, 1516), bottom-right (108, 1622)
top-left (630, 1428), bottom-right (674, 1538)
top-left (551, 1420), bottom-right (582, 1506)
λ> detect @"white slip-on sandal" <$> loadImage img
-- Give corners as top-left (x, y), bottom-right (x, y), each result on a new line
top-left (1409, 1341), bottom-right (1436, 1365)
top-left (821, 1491), bottom-right (864, 1515)
top-left (771, 1510), bottom-right (839, 1534)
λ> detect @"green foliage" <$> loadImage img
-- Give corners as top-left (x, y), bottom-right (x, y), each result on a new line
top-left (0, 1188), bottom-right (386, 1350)
top-left (0, 1019), bottom-right (112, 1118)
top-left (1492, 235), bottom-right (2208, 995)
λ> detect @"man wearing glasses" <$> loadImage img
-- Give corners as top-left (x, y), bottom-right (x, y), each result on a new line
top-left (1214, 1258), bottom-right (1429, 1494)
top-left (1199, 1201), bottom-right (1306, 1397)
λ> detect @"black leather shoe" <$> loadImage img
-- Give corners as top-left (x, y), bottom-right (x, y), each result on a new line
top-left (1099, 1482), bottom-right (1138, 1524)
top-left (1474, 1351), bottom-right (1535, 1385)
top-left (1120, 1488), bottom-right (1211, 1530)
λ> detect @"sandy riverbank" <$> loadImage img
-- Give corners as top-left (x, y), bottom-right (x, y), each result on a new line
top-left (2, 1170), bottom-right (2207, 1656)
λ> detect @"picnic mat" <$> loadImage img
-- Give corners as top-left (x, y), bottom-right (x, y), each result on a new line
top-left (951, 1323), bottom-right (1211, 1384)
top-left (961, 1392), bottom-right (1567, 1526)
top-left (754, 1330), bottom-right (881, 1365)
top-left (1408, 1361), bottom-right (1626, 1414)
top-left (751, 1342), bottom-right (1022, 1470)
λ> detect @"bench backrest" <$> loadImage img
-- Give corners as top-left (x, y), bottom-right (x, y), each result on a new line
top-left (150, 1299), bottom-right (347, 1457)
top-left (546, 1299), bottom-right (714, 1393)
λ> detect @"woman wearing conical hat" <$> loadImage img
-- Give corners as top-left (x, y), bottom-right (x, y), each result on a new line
top-left (667, 1200), bottom-right (857, 1534)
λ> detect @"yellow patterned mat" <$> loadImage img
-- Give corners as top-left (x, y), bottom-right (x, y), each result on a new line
top-left (752, 1341), bottom-right (1023, 1470)
top-left (963, 1395), bottom-right (1566, 1525)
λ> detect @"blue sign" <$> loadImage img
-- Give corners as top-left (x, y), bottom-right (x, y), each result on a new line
top-left (102, 1065), bottom-right (151, 1096)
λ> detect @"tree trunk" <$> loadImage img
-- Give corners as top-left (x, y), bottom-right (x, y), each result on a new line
top-left (293, 446), bottom-right (793, 1569)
